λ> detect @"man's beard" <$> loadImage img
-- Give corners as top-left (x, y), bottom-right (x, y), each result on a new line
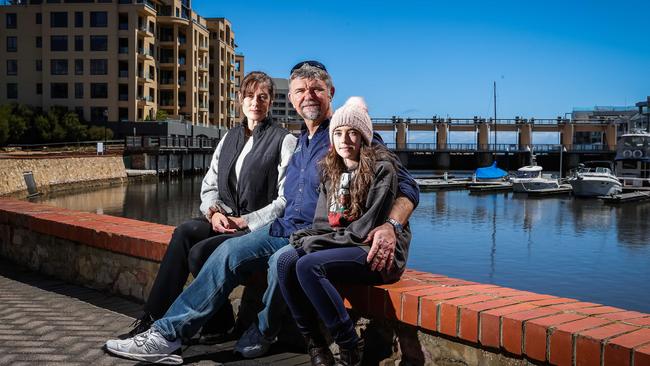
top-left (300, 104), bottom-right (322, 120)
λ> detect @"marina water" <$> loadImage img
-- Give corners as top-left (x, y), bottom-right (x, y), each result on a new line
top-left (33, 175), bottom-right (650, 313)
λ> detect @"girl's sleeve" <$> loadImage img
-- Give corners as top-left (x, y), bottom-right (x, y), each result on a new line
top-left (199, 133), bottom-right (232, 216)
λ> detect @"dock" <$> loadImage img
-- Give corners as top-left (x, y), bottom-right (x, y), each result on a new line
top-left (600, 191), bottom-right (650, 204)
top-left (524, 185), bottom-right (573, 197)
top-left (468, 182), bottom-right (513, 193)
top-left (415, 178), bottom-right (469, 190)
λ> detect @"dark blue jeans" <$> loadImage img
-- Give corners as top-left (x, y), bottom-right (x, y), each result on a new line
top-left (277, 246), bottom-right (382, 349)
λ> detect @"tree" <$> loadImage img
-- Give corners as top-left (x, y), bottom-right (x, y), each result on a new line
top-left (61, 112), bottom-right (87, 141)
top-left (87, 126), bottom-right (113, 141)
top-left (0, 105), bottom-right (10, 146)
top-left (156, 110), bottom-right (168, 121)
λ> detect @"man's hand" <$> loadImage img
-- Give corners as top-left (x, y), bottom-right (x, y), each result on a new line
top-left (210, 212), bottom-right (237, 233)
top-left (364, 222), bottom-right (396, 271)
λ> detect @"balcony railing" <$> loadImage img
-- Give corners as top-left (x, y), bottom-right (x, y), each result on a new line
top-left (136, 0), bottom-right (156, 12)
top-left (119, 70), bottom-right (128, 77)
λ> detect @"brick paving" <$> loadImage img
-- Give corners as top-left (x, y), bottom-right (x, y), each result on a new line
top-left (0, 259), bottom-right (309, 365)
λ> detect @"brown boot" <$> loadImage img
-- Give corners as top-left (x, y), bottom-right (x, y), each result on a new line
top-left (335, 339), bottom-right (364, 366)
top-left (307, 336), bottom-right (334, 366)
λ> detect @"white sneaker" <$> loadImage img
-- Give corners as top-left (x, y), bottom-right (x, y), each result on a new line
top-left (233, 323), bottom-right (276, 358)
top-left (105, 327), bottom-right (183, 365)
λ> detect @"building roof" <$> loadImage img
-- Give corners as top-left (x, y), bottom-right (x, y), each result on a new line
top-left (272, 78), bottom-right (289, 90)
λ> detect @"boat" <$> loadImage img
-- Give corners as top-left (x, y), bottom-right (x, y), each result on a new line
top-left (568, 161), bottom-right (622, 197)
top-left (473, 161), bottom-right (508, 182)
top-left (615, 129), bottom-right (650, 189)
top-left (510, 165), bottom-right (563, 193)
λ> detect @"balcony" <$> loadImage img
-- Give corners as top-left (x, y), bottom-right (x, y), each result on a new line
top-left (137, 48), bottom-right (155, 61)
top-left (137, 71), bottom-right (155, 83)
top-left (137, 26), bottom-right (154, 38)
top-left (198, 103), bottom-right (208, 111)
top-left (198, 43), bottom-right (208, 53)
top-left (135, 0), bottom-right (156, 15)
top-left (137, 95), bottom-right (154, 106)
top-left (198, 83), bottom-right (208, 92)
top-left (159, 99), bottom-right (174, 107)
top-left (198, 63), bottom-right (208, 73)
top-left (159, 78), bottom-right (176, 89)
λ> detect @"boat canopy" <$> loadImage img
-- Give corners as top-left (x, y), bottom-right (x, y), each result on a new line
top-left (517, 165), bottom-right (543, 172)
top-left (475, 162), bottom-right (508, 180)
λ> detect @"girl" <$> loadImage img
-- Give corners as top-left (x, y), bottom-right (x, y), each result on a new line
top-left (276, 97), bottom-right (411, 366)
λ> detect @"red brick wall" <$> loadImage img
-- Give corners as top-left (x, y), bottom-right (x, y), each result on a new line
top-left (1, 198), bottom-right (650, 365)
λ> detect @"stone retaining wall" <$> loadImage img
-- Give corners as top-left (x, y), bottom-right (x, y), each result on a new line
top-left (1, 199), bottom-right (649, 365)
top-left (0, 154), bottom-right (127, 196)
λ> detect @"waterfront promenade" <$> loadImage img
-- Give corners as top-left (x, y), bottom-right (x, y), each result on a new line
top-left (0, 259), bottom-right (309, 365)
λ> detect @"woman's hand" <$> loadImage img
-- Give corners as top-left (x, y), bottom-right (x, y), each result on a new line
top-left (210, 212), bottom-right (237, 233)
top-left (364, 222), bottom-right (396, 271)
top-left (228, 216), bottom-right (248, 230)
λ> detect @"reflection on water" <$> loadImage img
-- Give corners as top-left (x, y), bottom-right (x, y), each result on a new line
top-left (34, 176), bottom-right (650, 312)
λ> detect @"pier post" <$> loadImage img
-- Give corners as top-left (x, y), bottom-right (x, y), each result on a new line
top-left (477, 120), bottom-right (489, 150)
top-left (559, 121), bottom-right (574, 150)
top-left (517, 122), bottom-right (532, 150)
top-left (604, 122), bottom-right (618, 151)
top-left (436, 120), bottom-right (448, 149)
top-left (396, 119), bottom-right (407, 150)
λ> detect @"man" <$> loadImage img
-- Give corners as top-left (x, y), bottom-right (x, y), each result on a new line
top-left (105, 61), bottom-right (419, 365)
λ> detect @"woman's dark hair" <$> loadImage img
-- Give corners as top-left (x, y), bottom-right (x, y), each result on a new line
top-left (239, 71), bottom-right (275, 103)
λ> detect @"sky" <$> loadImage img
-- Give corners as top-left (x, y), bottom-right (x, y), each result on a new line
top-left (193, 0), bottom-right (649, 122)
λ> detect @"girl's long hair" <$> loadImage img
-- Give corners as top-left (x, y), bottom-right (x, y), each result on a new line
top-left (320, 142), bottom-right (389, 221)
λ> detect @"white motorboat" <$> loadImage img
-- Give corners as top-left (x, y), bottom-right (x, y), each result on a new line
top-left (511, 165), bottom-right (562, 193)
top-left (568, 161), bottom-right (622, 197)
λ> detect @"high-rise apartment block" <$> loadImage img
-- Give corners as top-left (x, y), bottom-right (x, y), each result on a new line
top-left (0, 0), bottom-right (242, 127)
top-left (206, 17), bottom-right (236, 129)
top-left (270, 78), bottom-right (298, 124)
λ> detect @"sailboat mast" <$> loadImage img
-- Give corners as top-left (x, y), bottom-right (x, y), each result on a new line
top-left (493, 81), bottom-right (497, 146)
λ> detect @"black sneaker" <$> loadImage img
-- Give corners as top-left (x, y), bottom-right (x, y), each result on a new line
top-left (119, 314), bottom-right (155, 339)
top-left (307, 337), bottom-right (334, 366)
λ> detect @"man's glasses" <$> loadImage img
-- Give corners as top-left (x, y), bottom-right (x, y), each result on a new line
top-left (290, 60), bottom-right (327, 74)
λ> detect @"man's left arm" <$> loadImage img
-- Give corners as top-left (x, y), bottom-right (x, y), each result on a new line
top-left (366, 133), bottom-right (420, 271)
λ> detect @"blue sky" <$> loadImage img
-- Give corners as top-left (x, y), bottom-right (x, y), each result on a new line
top-left (194, 0), bottom-right (649, 122)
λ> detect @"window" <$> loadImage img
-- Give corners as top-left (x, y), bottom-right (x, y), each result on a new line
top-left (75, 107), bottom-right (84, 120)
top-left (50, 35), bottom-right (67, 51)
top-left (75, 35), bottom-right (83, 51)
top-left (91, 107), bottom-right (108, 122)
top-left (75, 59), bottom-right (83, 75)
top-left (50, 12), bottom-right (68, 27)
top-left (36, 13), bottom-right (42, 24)
top-left (119, 107), bottom-right (128, 122)
top-left (50, 83), bottom-right (68, 98)
top-left (118, 61), bottom-right (128, 77)
top-left (7, 60), bottom-right (17, 75)
top-left (118, 38), bottom-right (128, 54)
top-left (90, 12), bottom-right (107, 27)
top-left (36, 36), bottom-right (42, 48)
top-left (90, 59), bottom-right (108, 75)
top-left (118, 84), bottom-right (128, 101)
top-left (36, 59), bottom-right (42, 71)
top-left (7, 83), bottom-right (17, 99)
top-left (6, 36), bottom-right (17, 52)
top-left (90, 83), bottom-right (108, 98)
top-left (75, 83), bottom-right (83, 99)
top-left (118, 13), bottom-right (128, 30)
top-left (36, 83), bottom-right (42, 95)
top-left (74, 11), bottom-right (83, 27)
top-left (6, 13), bottom-right (17, 29)
top-left (50, 59), bottom-right (68, 75)
top-left (90, 35), bottom-right (107, 51)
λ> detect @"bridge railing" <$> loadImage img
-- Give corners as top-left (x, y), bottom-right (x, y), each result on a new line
top-left (386, 143), bottom-right (613, 153)
top-left (371, 117), bottom-right (614, 125)
top-left (125, 136), bottom-right (219, 151)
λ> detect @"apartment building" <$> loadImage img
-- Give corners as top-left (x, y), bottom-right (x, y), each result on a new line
top-left (233, 53), bottom-right (244, 120)
top-left (0, 0), bottom-right (211, 125)
top-left (206, 17), bottom-right (236, 129)
top-left (270, 77), bottom-right (298, 124)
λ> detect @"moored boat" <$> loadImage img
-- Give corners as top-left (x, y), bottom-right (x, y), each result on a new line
top-left (511, 165), bottom-right (562, 193)
top-left (568, 161), bottom-right (622, 197)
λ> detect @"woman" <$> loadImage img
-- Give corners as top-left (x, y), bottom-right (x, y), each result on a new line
top-left (276, 97), bottom-right (411, 366)
top-left (127, 71), bottom-right (297, 342)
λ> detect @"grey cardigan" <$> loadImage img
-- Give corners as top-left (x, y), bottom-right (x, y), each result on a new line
top-left (289, 155), bottom-right (412, 282)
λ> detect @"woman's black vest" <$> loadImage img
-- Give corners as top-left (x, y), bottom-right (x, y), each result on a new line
top-left (217, 118), bottom-right (290, 216)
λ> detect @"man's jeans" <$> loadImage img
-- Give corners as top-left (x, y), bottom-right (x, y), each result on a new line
top-left (153, 224), bottom-right (289, 341)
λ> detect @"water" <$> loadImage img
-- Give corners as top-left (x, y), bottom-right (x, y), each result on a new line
top-left (32, 175), bottom-right (650, 313)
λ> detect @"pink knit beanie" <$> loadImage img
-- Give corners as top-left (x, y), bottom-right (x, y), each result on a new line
top-left (329, 97), bottom-right (373, 145)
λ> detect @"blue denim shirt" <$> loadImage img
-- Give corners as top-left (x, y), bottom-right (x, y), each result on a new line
top-left (269, 119), bottom-right (419, 238)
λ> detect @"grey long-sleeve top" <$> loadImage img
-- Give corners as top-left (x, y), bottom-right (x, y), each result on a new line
top-left (289, 156), bottom-right (412, 282)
